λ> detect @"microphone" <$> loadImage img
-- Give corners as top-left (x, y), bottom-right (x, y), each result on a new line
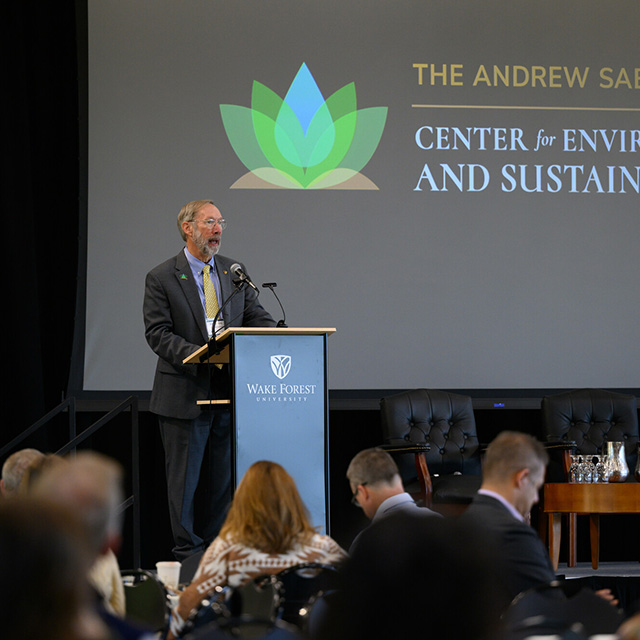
top-left (262, 282), bottom-right (288, 327)
top-left (230, 263), bottom-right (258, 291)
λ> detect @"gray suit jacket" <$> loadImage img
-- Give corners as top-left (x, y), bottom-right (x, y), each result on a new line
top-left (144, 250), bottom-right (275, 418)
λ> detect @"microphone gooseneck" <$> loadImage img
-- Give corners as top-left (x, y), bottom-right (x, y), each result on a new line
top-left (262, 282), bottom-right (288, 328)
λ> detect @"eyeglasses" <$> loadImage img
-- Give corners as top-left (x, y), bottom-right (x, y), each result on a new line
top-left (193, 218), bottom-right (227, 230)
top-left (350, 482), bottom-right (367, 507)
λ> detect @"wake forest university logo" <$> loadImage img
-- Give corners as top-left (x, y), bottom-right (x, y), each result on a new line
top-left (220, 63), bottom-right (388, 190)
top-left (270, 355), bottom-right (292, 380)
top-left (245, 353), bottom-right (318, 402)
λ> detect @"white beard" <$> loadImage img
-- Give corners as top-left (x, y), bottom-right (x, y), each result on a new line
top-left (193, 226), bottom-right (220, 259)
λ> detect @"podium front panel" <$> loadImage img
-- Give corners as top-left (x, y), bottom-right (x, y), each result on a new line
top-left (231, 333), bottom-right (328, 532)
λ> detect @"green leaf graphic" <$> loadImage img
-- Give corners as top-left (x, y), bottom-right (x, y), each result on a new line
top-left (220, 64), bottom-right (387, 189)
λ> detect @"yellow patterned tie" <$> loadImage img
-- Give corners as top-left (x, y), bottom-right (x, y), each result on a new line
top-left (203, 265), bottom-right (223, 367)
top-left (202, 264), bottom-right (219, 319)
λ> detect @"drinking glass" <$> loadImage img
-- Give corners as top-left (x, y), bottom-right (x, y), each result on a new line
top-left (569, 454), bottom-right (579, 483)
top-left (594, 455), bottom-right (606, 483)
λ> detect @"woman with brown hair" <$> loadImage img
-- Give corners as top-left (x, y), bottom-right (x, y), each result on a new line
top-left (167, 460), bottom-right (346, 640)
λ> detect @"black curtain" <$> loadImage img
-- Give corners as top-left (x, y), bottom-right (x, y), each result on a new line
top-left (3, 2), bottom-right (81, 444)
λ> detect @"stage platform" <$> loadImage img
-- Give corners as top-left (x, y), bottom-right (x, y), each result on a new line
top-left (560, 562), bottom-right (640, 579)
top-left (555, 562), bottom-right (640, 617)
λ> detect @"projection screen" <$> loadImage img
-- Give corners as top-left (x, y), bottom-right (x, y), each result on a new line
top-left (82, 0), bottom-right (640, 394)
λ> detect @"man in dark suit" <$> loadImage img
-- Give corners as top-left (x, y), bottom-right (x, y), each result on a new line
top-left (461, 432), bottom-right (619, 626)
top-left (460, 431), bottom-right (554, 603)
top-left (346, 447), bottom-right (440, 554)
top-left (144, 200), bottom-right (275, 561)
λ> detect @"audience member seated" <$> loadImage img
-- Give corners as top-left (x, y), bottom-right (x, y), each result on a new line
top-left (346, 447), bottom-right (440, 553)
top-left (459, 430), bottom-right (554, 603)
top-left (18, 451), bottom-right (67, 494)
top-left (32, 451), bottom-right (141, 634)
top-left (460, 431), bottom-right (617, 610)
top-left (167, 460), bottom-right (347, 640)
top-left (9, 451), bottom-right (64, 495)
top-left (0, 448), bottom-right (45, 497)
top-left (314, 513), bottom-right (505, 640)
top-left (0, 496), bottom-right (110, 640)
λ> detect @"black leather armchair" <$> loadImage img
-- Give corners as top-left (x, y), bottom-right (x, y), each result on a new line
top-left (379, 389), bottom-right (482, 514)
top-left (540, 388), bottom-right (639, 566)
top-left (541, 388), bottom-right (638, 475)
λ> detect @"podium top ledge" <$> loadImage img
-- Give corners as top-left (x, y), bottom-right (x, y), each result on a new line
top-left (217, 327), bottom-right (335, 339)
top-left (182, 327), bottom-right (336, 365)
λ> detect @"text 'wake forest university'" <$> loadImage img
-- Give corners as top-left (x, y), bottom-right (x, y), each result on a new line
top-left (246, 383), bottom-right (318, 403)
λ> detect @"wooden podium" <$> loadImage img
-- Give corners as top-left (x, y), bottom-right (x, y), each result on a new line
top-left (184, 327), bottom-right (335, 532)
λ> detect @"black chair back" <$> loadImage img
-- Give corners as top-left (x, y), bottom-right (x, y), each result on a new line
top-left (183, 575), bottom-right (281, 639)
top-left (380, 389), bottom-right (482, 508)
top-left (276, 563), bottom-right (339, 629)
top-left (541, 388), bottom-right (639, 479)
top-left (381, 388), bottom-right (480, 476)
top-left (120, 568), bottom-right (168, 631)
top-left (231, 574), bottom-right (282, 623)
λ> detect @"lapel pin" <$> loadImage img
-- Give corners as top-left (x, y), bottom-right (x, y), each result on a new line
top-left (180, 274), bottom-right (188, 280)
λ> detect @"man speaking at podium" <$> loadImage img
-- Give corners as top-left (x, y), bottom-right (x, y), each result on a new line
top-left (144, 200), bottom-right (275, 561)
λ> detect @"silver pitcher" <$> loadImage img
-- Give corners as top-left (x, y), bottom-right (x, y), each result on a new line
top-left (604, 441), bottom-right (629, 482)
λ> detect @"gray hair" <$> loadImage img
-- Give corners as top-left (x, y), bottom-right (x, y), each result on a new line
top-left (177, 200), bottom-right (215, 241)
top-left (346, 447), bottom-right (401, 488)
top-left (33, 451), bottom-right (124, 556)
top-left (1, 449), bottom-right (45, 496)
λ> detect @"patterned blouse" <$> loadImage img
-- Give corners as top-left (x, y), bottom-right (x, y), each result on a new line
top-left (167, 533), bottom-right (347, 639)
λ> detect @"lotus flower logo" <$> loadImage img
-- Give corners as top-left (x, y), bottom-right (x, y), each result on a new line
top-left (220, 63), bottom-right (388, 190)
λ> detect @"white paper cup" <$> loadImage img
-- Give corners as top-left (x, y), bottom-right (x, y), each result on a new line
top-left (156, 561), bottom-right (181, 589)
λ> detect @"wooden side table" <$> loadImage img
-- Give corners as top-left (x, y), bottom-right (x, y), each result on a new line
top-left (542, 482), bottom-right (640, 570)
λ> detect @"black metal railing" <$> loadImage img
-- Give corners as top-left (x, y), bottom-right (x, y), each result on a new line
top-left (0, 396), bottom-right (77, 459)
